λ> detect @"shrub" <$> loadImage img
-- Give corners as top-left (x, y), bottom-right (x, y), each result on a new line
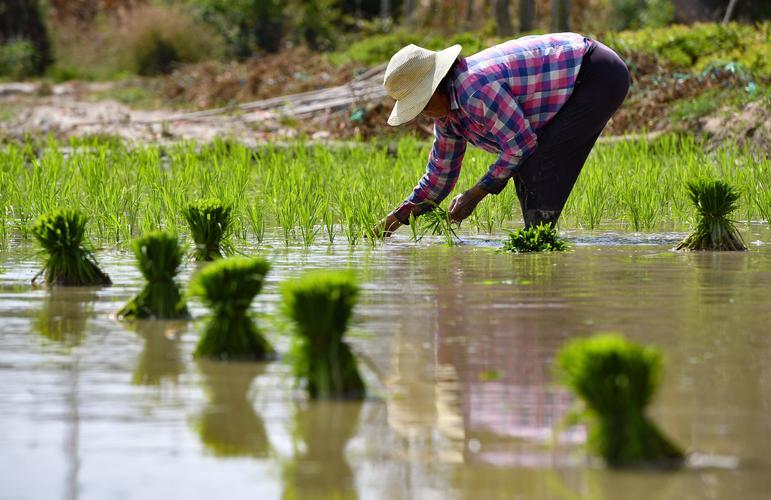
top-left (183, 199), bottom-right (234, 261)
top-left (190, 0), bottom-right (286, 56)
top-left (190, 257), bottom-right (274, 361)
top-left (604, 22), bottom-right (771, 78)
top-left (0, 40), bottom-right (39, 79)
top-left (675, 179), bottom-right (746, 251)
top-left (556, 334), bottom-right (685, 467)
top-left (281, 270), bottom-right (365, 400)
top-left (31, 209), bottom-right (111, 286)
top-left (0, 0), bottom-right (50, 75)
top-left (118, 231), bottom-right (190, 320)
top-left (501, 223), bottom-right (569, 253)
top-left (117, 4), bottom-right (224, 76)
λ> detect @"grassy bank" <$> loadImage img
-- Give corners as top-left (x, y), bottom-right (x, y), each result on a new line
top-left (0, 135), bottom-right (768, 248)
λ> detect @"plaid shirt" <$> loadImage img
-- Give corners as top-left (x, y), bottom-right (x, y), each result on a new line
top-left (392, 33), bottom-right (592, 223)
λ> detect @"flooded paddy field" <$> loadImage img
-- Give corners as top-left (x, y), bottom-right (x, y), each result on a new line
top-left (1, 226), bottom-right (770, 499)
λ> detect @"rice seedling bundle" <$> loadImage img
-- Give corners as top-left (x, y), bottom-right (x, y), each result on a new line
top-left (118, 231), bottom-right (190, 319)
top-left (676, 179), bottom-right (746, 251)
top-left (190, 257), bottom-right (274, 361)
top-left (281, 271), bottom-right (365, 400)
top-left (183, 199), bottom-right (233, 261)
top-left (31, 209), bottom-right (111, 286)
top-left (501, 223), bottom-right (569, 253)
top-left (556, 334), bottom-right (684, 468)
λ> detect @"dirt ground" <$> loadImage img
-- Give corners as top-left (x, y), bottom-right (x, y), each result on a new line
top-left (1, 70), bottom-right (768, 151)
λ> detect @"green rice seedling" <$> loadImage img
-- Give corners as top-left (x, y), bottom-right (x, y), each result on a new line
top-left (675, 179), bottom-right (746, 251)
top-left (501, 223), bottom-right (569, 253)
top-left (420, 202), bottom-right (460, 246)
top-left (118, 231), bottom-right (190, 320)
top-left (31, 209), bottom-right (112, 286)
top-left (556, 334), bottom-right (685, 468)
top-left (190, 256), bottom-right (274, 361)
top-left (281, 271), bottom-right (365, 400)
top-left (183, 199), bottom-right (234, 261)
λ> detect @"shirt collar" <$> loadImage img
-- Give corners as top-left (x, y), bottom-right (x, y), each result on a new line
top-left (448, 70), bottom-right (460, 111)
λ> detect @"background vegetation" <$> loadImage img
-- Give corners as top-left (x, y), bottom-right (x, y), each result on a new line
top-left (0, 0), bottom-right (768, 80)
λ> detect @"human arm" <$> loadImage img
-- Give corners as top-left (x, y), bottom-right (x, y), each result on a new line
top-left (384, 122), bottom-right (467, 231)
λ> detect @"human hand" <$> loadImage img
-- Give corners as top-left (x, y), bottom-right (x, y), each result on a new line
top-left (371, 213), bottom-right (402, 238)
top-left (448, 185), bottom-right (488, 223)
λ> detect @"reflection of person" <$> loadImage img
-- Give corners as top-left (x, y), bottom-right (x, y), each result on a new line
top-left (376, 33), bottom-right (630, 235)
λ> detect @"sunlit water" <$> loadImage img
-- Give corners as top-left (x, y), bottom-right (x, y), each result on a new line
top-left (1, 226), bottom-right (770, 500)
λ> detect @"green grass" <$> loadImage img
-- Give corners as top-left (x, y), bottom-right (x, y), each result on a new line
top-left (556, 334), bottom-right (685, 468)
top-left (190, 256), bottom-right (274, 361)
top-left (118, 231), bottom-right (190, 319)
top-left (0, 135), bottom-right (768, 250)
top-left (281, 270), bottom-right (365, 400)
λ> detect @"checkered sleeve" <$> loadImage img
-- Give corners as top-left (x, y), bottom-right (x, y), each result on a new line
top-left (466, 81), bottom-right (538, 194)
top-left (391, 121), bottom-right (467, 225)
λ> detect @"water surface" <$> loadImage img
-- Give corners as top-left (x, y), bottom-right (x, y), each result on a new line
top-left (1, 227), bottom-right (770, 499)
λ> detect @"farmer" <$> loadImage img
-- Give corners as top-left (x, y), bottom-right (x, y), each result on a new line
top-left (375, 33), bottom-right (629, 235)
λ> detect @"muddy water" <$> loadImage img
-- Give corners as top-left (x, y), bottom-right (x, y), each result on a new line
top-left (1, 227), bottom-right (770, 500)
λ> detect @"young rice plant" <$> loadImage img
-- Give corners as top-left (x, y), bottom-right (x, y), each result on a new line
top-left (190, 256), bottom-right (274, 361)
top-left (118, 231), bottom-right (190, 319)
top-left (183, 199), bottom-right (234, 261)
top-left (502, 223), bottom-right (569, 253)
top-left (281, 270), bottom-right (365, 400)
top-left (675, 179), bottom-right (746, 251)
top-left (31, 209), bottom-right (112, 286)
top-left (556, 334), bottom-right (685, 468)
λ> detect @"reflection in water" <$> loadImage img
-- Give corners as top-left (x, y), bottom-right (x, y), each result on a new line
top-left (34, 288), bottom-right (96, 347)
top-left (282, 400), bottom-right (362, 500)
top-left (129, 320), bottom-right (185, 386)
top-left (194, 360), bottom-right (270, 458)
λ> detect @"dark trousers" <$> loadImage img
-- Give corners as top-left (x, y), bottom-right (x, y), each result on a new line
top-left (512, 41), bottom-right (630, 227)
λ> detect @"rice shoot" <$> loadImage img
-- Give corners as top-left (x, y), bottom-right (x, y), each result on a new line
top-left (190, 256), bottom-right (274, 360)
top-left (502, 223), bottom-right (569, 253)
top-left (675, 179), bottom-right (746, 251)
top-left (281, 270), bottom-right (365, 400)
top-left (183, 199), bottom-right (234, 261)
top-left (118, 231), bottom-right (189, 319)
top-left (31, 209), bottom-right (111, 286)
top-left (556, 334), bottom-right (685, 467)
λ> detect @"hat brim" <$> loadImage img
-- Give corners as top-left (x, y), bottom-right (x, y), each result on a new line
top-left (387, 44), bottom-right (462, 127)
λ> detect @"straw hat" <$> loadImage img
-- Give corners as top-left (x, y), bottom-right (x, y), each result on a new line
top-left (383, 43), bottom-right (462, 126)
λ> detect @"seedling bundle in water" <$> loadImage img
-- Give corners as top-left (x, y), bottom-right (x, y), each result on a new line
top-left (183, 199), bottom-right (233, 261)
top-left (281, 271), bottom-right (365, 400)
top-left (118, 231), bottom-right (189, 319)
top-left (676, 179), bottom-right (746, 251)
top-left (502, 223), bottom-right (568, 253)
top-left (556, 334), bottom-right (684, 468)
top-left (31, 209), bottom-right (111, 286)
top-left (191, 257), bottom-right (274, 360)
top-left (417, 202), bottom-right (460, 246)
